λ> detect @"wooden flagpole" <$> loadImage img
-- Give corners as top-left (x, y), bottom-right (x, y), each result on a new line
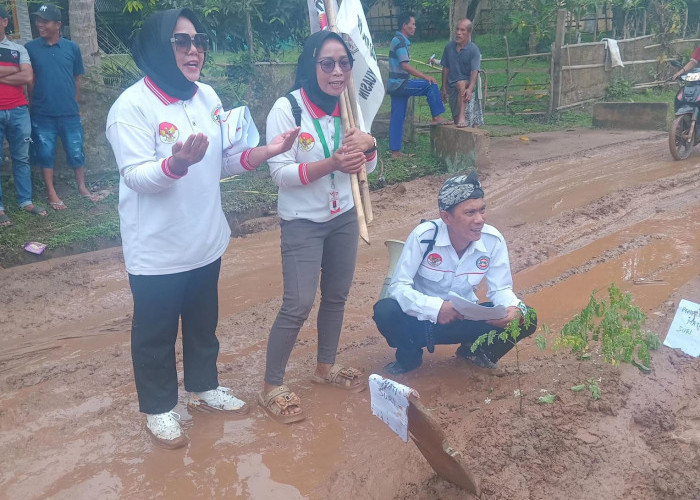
top-left (323, 0), bottom-right (371, 244)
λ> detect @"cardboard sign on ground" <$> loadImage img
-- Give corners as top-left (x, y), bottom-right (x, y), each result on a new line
top-left (407, 396), bottom-right (481, 496)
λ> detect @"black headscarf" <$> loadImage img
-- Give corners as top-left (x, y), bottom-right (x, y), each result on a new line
top-left (292, 30), bottom-right (354, 116)
top-left (132, 8), bottom-right (206, 101)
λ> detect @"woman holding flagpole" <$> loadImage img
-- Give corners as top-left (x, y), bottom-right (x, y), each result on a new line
top-left (260, 30), bottom-right (378, 423)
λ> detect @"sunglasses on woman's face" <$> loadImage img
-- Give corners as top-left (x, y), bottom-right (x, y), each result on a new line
top-left (316, 57), bottom-right (352, 74)
top-left (170, 33), bottom-right (209, 53)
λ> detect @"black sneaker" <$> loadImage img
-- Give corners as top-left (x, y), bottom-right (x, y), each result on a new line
top-left (455, 345), bottom-right (498, 369)
top-left (384, 360), bottom-right (422, 375)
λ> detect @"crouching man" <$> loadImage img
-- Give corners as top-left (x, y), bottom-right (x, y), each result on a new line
top-left (373, 172), bottom-right (537, 374)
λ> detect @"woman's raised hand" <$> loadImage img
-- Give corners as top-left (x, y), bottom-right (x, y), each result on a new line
top-left (341, 128), bottom-right (375, 154)
top-left (331, 145), bottom-right (366, 175)
top-left (266, 127), bottom-right (300, 157)
top-left (170, 132), bottom-right (209, 175)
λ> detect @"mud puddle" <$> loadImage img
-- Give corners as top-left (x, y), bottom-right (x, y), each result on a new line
top-left (1, 129), bottom-right (699, 499)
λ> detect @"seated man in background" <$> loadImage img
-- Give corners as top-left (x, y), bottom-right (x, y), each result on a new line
top-left (373, 172), bottom-right (536, 374)
top-left (387, 12), bottom-right (450, 158)
top-left (440, 18), bottom-right (483, 128)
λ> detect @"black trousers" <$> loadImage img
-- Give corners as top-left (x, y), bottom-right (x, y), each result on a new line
top-left (373, 298), bottom-right (537, 369)
top-left (129, 258), bottom-right (221, 414)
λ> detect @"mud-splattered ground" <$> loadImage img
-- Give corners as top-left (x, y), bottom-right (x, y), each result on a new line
top-left (1, 129), bottom-right (699, 499)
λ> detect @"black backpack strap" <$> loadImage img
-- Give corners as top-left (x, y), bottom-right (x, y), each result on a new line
top-left (285, 93), bottom-right (302, 127)
top-left (419, 220), bottom-right (439, 261)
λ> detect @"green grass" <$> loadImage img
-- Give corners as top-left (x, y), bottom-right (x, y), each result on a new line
top-left (368, 134), bottom-right (447, 188)
top-left (0, 36), bottom-right (612, 266)
top-left (0, 172), bottom-right (121, 264)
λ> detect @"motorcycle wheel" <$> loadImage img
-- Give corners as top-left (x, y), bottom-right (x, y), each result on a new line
top-left (668, 115), bottom-right (693, 160)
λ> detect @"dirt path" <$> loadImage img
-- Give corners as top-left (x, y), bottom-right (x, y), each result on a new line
top-left (1, 129), bottom-right (698, 499)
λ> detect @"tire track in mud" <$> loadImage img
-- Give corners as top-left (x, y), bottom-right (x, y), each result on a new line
top-left (504, 154), bottom-right (699, 274)
top-left (518, 235), bottom-right (658, 296)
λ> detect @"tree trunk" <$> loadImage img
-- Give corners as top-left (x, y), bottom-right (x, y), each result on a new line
top-left (529, 30), bottom-right (537, 54)
top-left (13, 0), bottom-right (33, 42)
top-left (68, 0), bottom-right (100, 68)
top-left (246, 11), bottom-right (254, 57)
top-left (451, 0), bottom-right (469, 36)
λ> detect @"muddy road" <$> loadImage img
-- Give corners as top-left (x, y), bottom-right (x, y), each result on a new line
top-left (1, 129), bottom-right (698, 499)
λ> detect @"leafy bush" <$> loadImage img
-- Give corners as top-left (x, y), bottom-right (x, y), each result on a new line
top-left (556, 283), bottom-right (661, 368)
top-left (605, 78), bottom-right (633, 100)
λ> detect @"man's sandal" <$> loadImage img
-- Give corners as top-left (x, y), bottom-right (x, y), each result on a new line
top-left (311, 364), bottom-right (366, 393)
top-left (257, 385), bottom-right (306, 424)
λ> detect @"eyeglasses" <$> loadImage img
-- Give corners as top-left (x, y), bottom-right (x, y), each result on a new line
top-left (170, 33), bottom-right (209, 53)
top-left (316, 57), bottom-right (352, 74)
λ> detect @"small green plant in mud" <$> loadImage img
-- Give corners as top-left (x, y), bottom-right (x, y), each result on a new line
top-left (538, 393), bottom-right (556, 404)
top-left (571, 378), bottom-right (601, 400)
top-left (556, 283), bottom-right (661, 368)
top-left (471, 308), bottom-right (538, 416)
top-left (557, 283), bottom-right (661, 399)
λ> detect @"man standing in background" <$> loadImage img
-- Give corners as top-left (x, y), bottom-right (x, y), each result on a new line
top-left (25, 4), bottom-right (100, 210)
top-left (440, 18), bottom-right (483, 128)
top-left (0, 5), bottom-right (46, 226)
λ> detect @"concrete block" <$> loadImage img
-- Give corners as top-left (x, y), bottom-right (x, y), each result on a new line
top-left (592, 102), bottom-right (668, 130)
top-left (430, 126), bottom-right (490, 173)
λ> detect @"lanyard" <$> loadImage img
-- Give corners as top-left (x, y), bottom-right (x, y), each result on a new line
top-left (312, 117), bottom-right (340, 159)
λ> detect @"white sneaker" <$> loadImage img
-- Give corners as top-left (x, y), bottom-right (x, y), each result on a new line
top-left (145, 411), bottom-right (188, 449)
top-left (188, 386), bottom-right (249, 414)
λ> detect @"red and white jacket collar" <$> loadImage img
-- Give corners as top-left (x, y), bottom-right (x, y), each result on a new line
top-left (145, 76), bottom-right (198, 105)
top-left (300, 88), bottom-right (340, 119)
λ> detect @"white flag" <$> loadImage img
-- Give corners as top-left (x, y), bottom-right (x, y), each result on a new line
top-left (336, 0), bottom-right (385, 132)
top-left (307, 0), bottom-right (337, 33)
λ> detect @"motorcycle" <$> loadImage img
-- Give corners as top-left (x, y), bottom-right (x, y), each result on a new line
top-left (669, 66), bottom-right (700, 160)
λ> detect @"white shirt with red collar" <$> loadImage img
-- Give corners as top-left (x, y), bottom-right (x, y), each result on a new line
top-left (106, 77), bottom-right (256, 275)
top-left (265, 88), bottom-right (377, 223)
top-left (388, 219), bottom-right (520, 323)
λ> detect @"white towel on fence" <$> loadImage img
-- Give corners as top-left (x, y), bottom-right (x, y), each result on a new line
top-left (602, 38), bottom-right (624, 70)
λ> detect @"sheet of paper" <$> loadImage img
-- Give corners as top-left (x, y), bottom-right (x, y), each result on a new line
top-left (369, 374), bottom-right (419, 442)
top-left (447, 291), bottom-right (507, 321)
top-left (663, 299), bottom-right (700, 357)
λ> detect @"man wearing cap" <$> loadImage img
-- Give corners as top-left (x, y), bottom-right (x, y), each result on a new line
top-left (25, 4), bottom-right (97, 210)
top-left (0, 5), bottom-right (46, 226)
top-left (373, 172), bottom-right (537, 374)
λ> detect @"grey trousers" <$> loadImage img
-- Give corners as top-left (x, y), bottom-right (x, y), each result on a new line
top-left (264, 209), bottom-right (359, 385)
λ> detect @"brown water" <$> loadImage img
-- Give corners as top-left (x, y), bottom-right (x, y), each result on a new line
top-left (1, 129), bottom-right (699, 499)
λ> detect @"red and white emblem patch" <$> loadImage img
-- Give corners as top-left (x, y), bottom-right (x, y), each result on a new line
top-left (298, 132), bottom-right (315, 152)
top-left (476, 256), bottom-right (490, 270)
top-left (427, 253), bottom-right (442, 267)
top-left (158, 122), bottom-right (179, 144)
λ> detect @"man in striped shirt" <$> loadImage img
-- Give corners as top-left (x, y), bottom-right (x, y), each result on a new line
top-left (0, 5), bottom-right (46, 226)
top-left (387, 13), bottom-right (450, 158)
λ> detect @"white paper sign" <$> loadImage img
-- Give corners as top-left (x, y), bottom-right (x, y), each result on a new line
top-left (369, 374), bottom-right (419, 442)
top-left (448, 291), bottom-right (507, 321)
top-left (663, 299), bottom-right (700, 357)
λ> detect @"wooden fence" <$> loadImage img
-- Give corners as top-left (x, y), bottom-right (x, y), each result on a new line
top-left (550, 9), bottom-right (700, 111)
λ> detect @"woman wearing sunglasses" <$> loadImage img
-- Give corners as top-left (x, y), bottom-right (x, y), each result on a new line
top-left (105, 8), bottom-right (298, 448)
top-left (260, 31), bottom-right (378, 423)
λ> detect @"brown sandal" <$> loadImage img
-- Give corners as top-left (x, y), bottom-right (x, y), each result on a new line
top-left (311, 364), bottom-right (366, 393)
top-left (257, 385), bottom-right (305, 424)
